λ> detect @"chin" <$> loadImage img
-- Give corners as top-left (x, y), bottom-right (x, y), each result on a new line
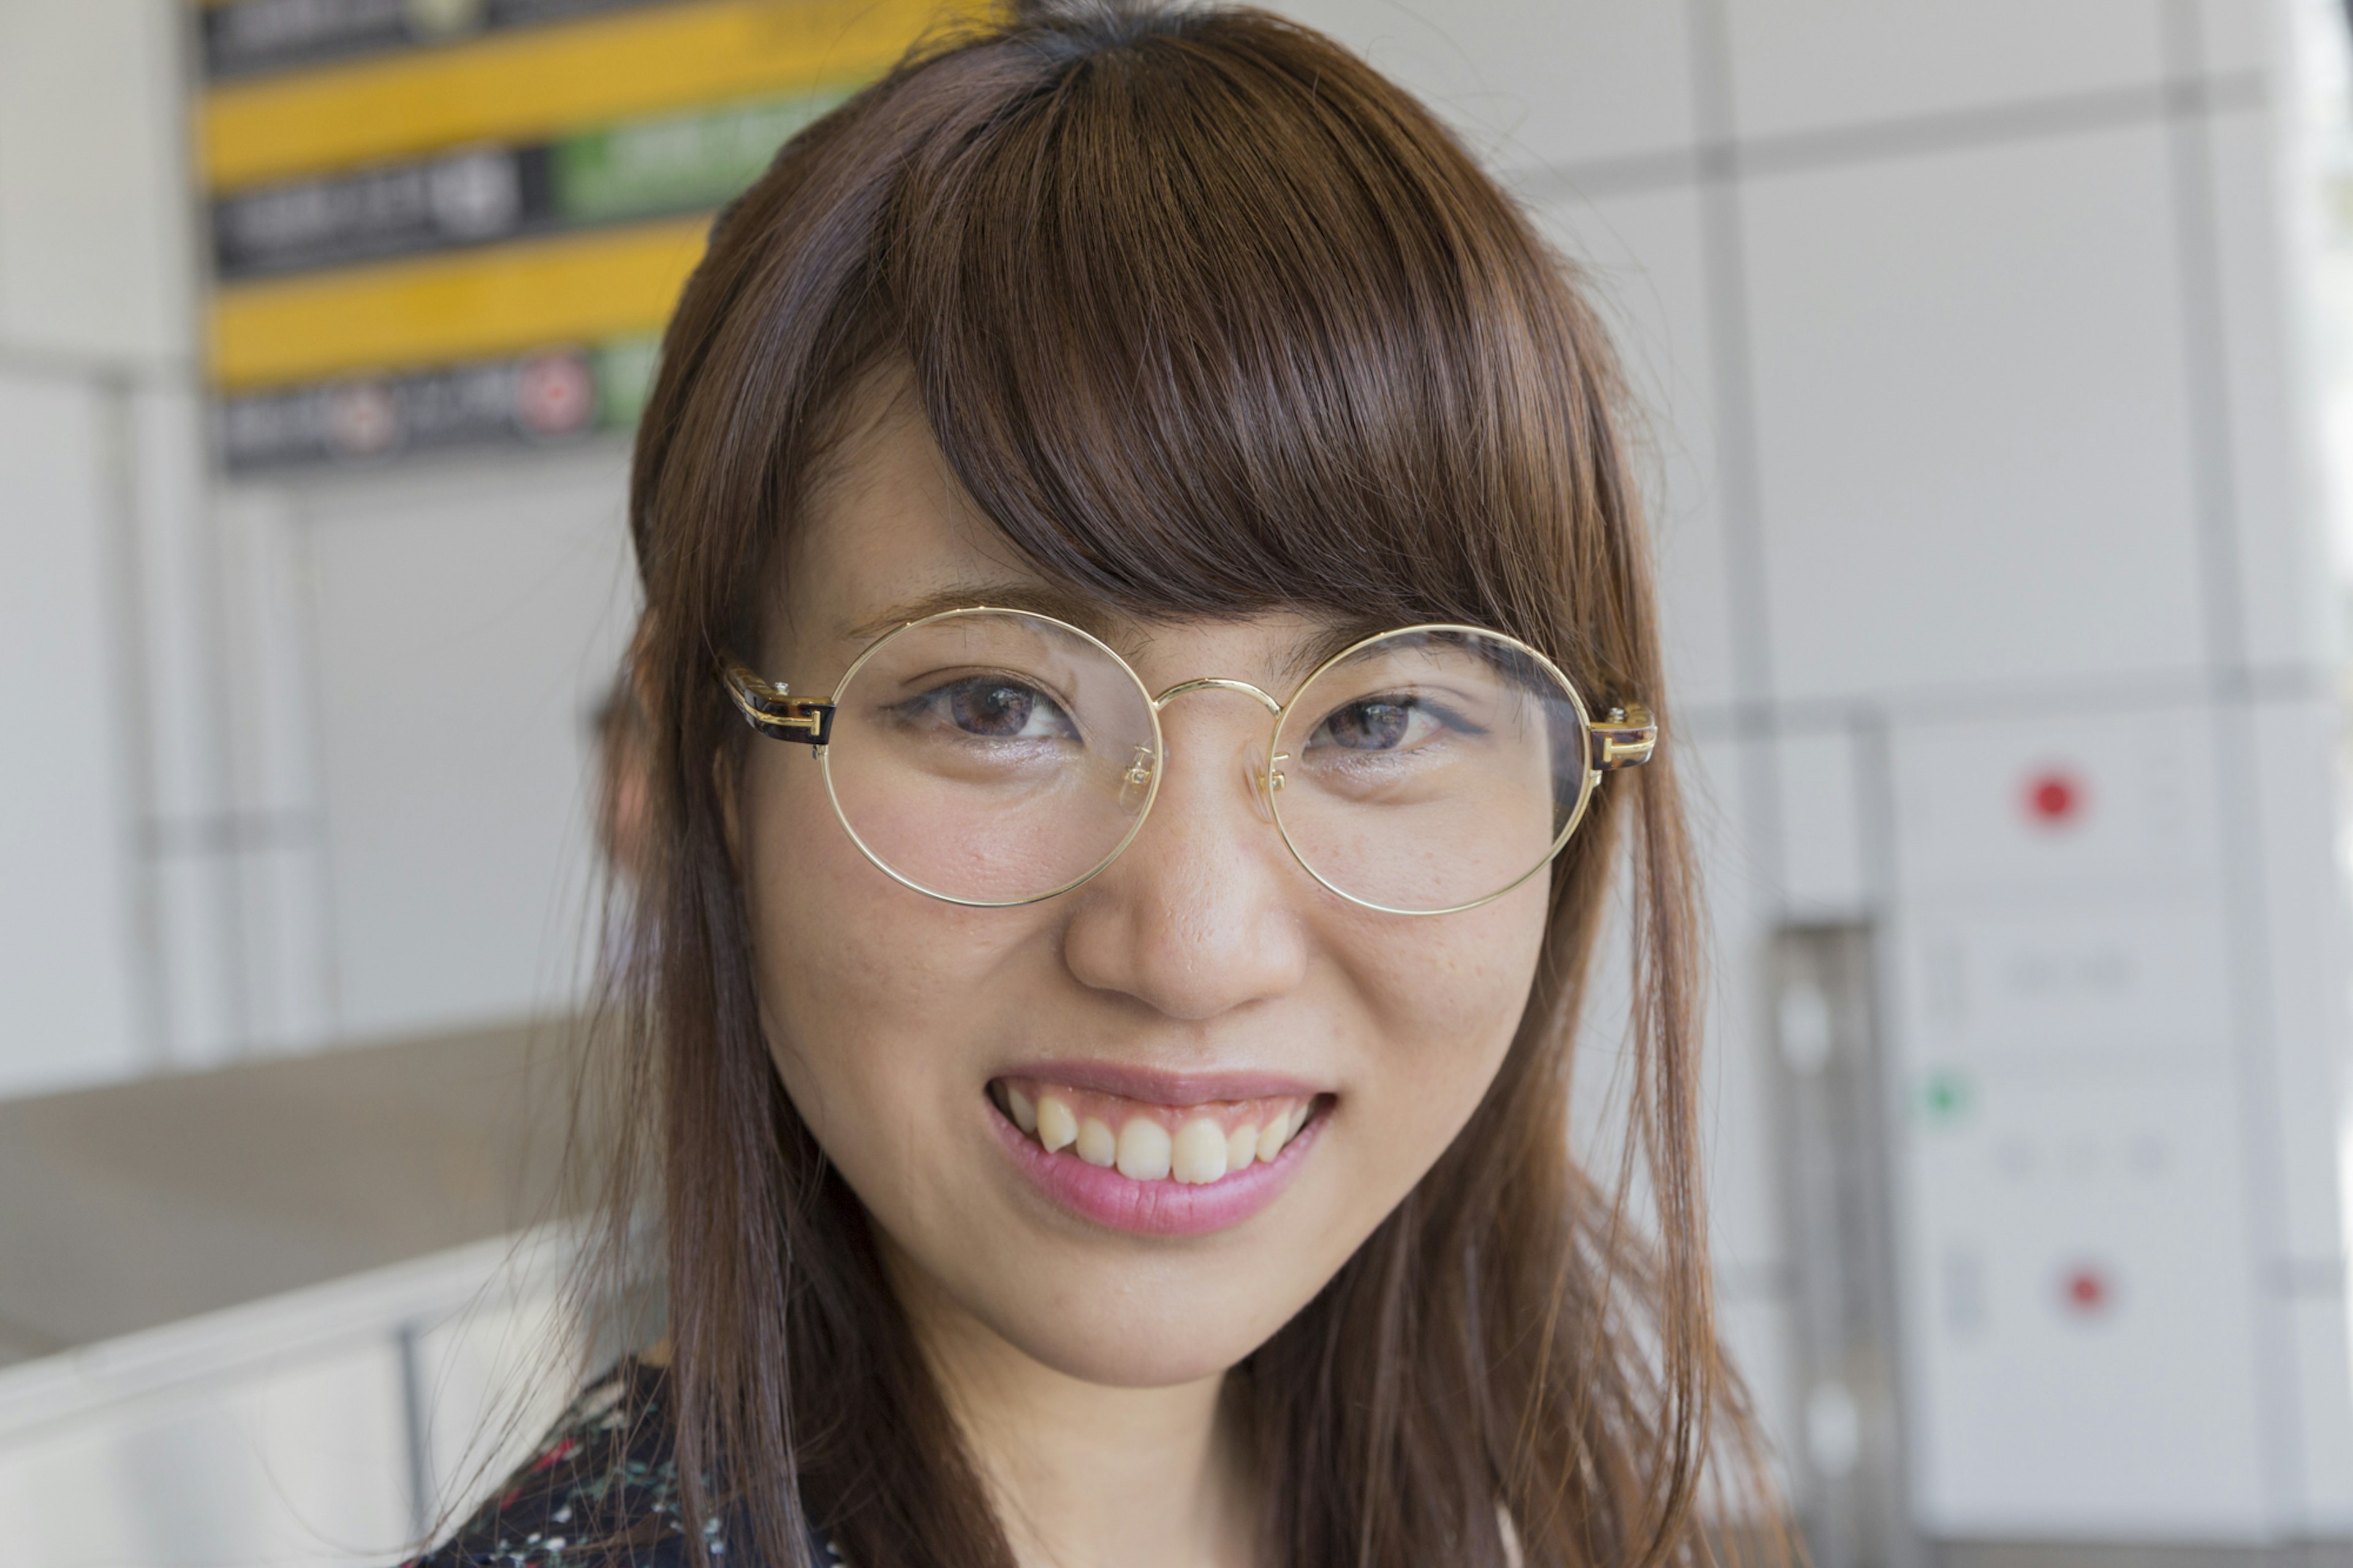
top-left (963, 1262), bottom-right (1313, 1389)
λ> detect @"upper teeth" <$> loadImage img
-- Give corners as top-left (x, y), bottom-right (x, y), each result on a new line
top-left (1001, 1079), bottom-right (1313, 1185)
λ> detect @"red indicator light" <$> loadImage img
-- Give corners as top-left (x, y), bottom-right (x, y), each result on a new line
top-left (2059, 1262), bottom-right (2112, 1316)
top-left (2024, 770), bottom-right (2083, 827)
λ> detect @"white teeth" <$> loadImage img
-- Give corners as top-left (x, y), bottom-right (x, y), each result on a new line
top-left (1115, 1118), bottom-right (1173, 1181)
top-left (1172, 1119), bottom-right (1229, 1185)
top-left (1018, 1088), bottom-right (1317, 1181)
top-left (1076, 1116), bottom-right (1118, 1167)
top-left (1035, 1094), bottom-right (1078, 1153)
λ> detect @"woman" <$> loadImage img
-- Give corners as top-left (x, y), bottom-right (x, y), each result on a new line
top-left (422, 1), bottom-right (1767, 1563)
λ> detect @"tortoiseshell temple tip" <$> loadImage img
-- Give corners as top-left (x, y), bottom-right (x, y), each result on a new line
top-left (1589, 705), bottom-right (1658, 771)
top-left (721, 659), bottom-right (836, 747)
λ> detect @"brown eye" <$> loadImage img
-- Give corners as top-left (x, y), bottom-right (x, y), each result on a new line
top-left (1313, 699), bottom-right (1417, 751)
top-left (901, 676), bottom-right (1082, 742)
top-left (950, 681), bottom-right (1037, 737)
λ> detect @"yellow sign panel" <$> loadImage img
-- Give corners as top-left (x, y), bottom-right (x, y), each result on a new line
top-left (200, 0), bottom-right (957, 191)
top-left (211, 217), bottom-right (710, 390)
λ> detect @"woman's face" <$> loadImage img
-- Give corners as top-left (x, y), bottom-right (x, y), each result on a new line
top-left (737, 382), bottom-right (1552, 1388)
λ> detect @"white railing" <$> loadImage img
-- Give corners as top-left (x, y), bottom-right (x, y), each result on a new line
top-left (0, 1229), bottom-right (580, 1568)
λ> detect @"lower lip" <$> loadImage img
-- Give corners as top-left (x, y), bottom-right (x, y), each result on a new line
top-left (987, 1099), bottom-right (1324, 1237)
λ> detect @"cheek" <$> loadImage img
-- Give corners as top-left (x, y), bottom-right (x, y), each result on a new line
top-left (736, 747), bottom-right (1044, 1190)
top-left (1317, 876), bottom-right (1550, 1161)
top-left (1336, 875), bottom-right (1548, 1067)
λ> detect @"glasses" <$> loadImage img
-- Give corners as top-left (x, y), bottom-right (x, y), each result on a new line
top-left (721, 607), bottom-right (1656, 916)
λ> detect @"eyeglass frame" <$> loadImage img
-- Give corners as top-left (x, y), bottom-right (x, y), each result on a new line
top-left (721, 605), bottom-right (1658, 917)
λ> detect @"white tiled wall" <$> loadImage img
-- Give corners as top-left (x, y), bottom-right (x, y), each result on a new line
top-left (0, 0), bottom-right (208, 1096)
top-left (2208, 103), bottom-right (2339, 672)
top-left (1771, 724), bottom-right (1870, 921)
top-left (1896, 1062), bottom-right (2273, 1536)
top-left (0, 372), bottom-right (146, 1093)
top-left (0, 1), bottom-right (193, 363)
top-left (1744, 125), bottom-right (2209, 701)
top-left (1532, 185), bottom-right (1733, 710)
top-left (2202, 0), bottom-right (2287, 78)
top-left (2249, 696), bottom-right (2353, 1264)
top-left (294, 453), bottom-right (638, 1043)
top-left (1722, 0), bottom-right (2169, 141)
top-left (2292, 1292), bottom-right (2353, 1529)
top-left (1287, 0), bottom-right (2350, 1541)
top-left (1276, 0), bottom-right (1699, 171)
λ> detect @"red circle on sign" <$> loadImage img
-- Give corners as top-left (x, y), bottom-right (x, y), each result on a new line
top-left (2025, 771), bottom-right (2083, 827)
top-left (518, 352), bottom-right (593, 436)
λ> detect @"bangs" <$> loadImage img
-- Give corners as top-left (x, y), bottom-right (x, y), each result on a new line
top-left (879, 10), bottom-right (1607, 646)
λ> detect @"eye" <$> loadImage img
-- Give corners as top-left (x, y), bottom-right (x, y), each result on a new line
top-left (1308, 695), bottom-right (1444, 753)
top-left (908, 675), bottom-right (1082, 742)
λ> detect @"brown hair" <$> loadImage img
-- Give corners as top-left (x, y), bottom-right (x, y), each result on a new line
top-left (593, 2), bottom-right (1773, 1564)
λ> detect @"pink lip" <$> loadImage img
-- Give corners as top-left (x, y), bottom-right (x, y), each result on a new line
top-left (987, 1095), bottom-right (1325, 1237)
top-left (997, 1058), bottom-right (1322, 1107)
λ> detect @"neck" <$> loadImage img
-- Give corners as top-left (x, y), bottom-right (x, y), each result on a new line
top-left (885, 1248), bottom-right (1257, 1568)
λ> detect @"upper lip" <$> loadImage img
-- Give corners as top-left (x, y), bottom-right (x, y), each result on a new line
top-left (994, 1058), bottom-right (1325, 1105)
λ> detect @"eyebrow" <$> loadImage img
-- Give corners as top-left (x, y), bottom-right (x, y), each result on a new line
top-left (835, 581), bottom-right (1375, 697)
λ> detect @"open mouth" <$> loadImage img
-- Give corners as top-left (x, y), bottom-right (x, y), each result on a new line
top-left (988, 1076), bottom-right (1319, 1187)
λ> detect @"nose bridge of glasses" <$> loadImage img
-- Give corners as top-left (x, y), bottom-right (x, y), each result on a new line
top-left (1149, 676), bottom-right (1283, 716)
top-left (1132, 680), bottom-right (1284, 824)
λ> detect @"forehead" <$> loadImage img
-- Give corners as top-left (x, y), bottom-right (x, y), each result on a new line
top-left (780, 377), bottom-right (1040, 638)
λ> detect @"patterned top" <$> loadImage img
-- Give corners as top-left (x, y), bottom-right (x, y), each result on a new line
top-left (408, 1357), bottom-right (844, 1567)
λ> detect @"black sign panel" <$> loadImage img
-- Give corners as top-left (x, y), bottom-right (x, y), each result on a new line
top-left (219, 349), bottom-right (604, 470)
top-left (213, 146), bottom-right (558, 276)
top-left (202, 0), bottom-right (675, 81)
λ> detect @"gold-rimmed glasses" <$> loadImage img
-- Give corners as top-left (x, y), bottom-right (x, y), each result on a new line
top-left (722, 607), bottom-right (1656, 915)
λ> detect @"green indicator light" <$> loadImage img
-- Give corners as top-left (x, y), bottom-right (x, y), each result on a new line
top-left (1922, 1069), bottom-right (1972, 1125)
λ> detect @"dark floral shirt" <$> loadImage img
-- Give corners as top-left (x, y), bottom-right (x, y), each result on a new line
top-left (409, 1358), bottom-right (843, 1567)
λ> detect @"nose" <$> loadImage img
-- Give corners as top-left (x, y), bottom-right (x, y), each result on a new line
top-left (1059, 694), bottom-right (1309, 1022)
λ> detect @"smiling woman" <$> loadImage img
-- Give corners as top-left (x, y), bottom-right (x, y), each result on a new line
top-left (417, 2), bottom-right (1773, 1566)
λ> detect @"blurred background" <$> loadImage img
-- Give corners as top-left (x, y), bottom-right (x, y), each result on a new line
top-left (2, 0), bottom-right (2349, 1564)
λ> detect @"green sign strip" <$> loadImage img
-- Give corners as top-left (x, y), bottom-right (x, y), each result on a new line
top-left (555, 87), bottom-right (858, 224)
top-left (593, 335), bottom-right (664, 430)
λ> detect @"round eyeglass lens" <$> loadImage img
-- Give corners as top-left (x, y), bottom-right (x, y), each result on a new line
top-left (821, 609), bottom-right (1160, 905)
top-left (1268, 627), bottom-right (1589, 914)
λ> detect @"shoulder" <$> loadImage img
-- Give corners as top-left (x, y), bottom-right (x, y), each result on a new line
top-left (410, 1357), bottom-right (851, 1567)
top-left (407, 1358), bottom-right (722, 1567)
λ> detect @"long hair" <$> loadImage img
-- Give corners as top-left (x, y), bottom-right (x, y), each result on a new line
top-left (588, 4), bottom-right (1771, 1563)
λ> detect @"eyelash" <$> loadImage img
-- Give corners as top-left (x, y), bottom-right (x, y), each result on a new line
top-left (895, 675), bottom-right (1083, 743)
top-left (1305, 694), bottom-right (1482, 755)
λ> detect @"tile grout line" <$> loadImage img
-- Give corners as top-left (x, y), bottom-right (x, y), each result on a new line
top-left (1506, 70), bottom-right (2266, 208)
top-left (1675, 664), bottom-right (2336, 741)
top-left (94, 373), bottom-right (176, 1075)
top-left (2161, 0), bottom-right (2307, 1530)
top-left (1684, 0), bottom-right (1787, 915)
